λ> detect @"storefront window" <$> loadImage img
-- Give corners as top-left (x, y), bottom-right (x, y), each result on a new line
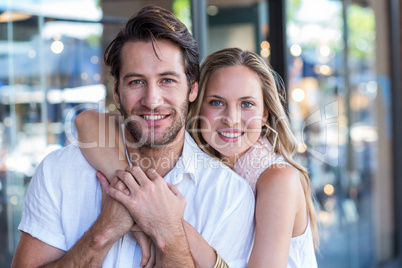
top-left (0, 0), bottom-right (104, 265)
top-left (286, 0), bottom-right (391, 266)
top-left (0, 0), bottom-right (396, 266)
top-left (0, 1), bottom-right (192, 266)
top-left (207, 0), bottom-right (268, 56)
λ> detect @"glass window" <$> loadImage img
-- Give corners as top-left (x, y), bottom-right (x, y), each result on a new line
top-left (0, 1), bottom-right (105, 266)
top-left (0, 1), bottom-right (190, 266)
top-left (286, 0), bottom-right (392, 266)
top-left (207, 0), bottom-right (269, 57)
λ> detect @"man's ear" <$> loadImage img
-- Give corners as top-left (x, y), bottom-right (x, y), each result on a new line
top-left (113, 80), bottom-right (120, 106)
top-left (188, 81), bottom-right (199, 103)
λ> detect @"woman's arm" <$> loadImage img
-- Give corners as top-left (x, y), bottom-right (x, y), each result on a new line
top-left (75, 110), bottom-right (127, 180)
top-left (74, 110), bottom-right (217, 268)
top-left (247, 165), bottom-right (306, 268)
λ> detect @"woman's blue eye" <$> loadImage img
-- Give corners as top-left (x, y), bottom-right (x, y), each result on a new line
top-left (242, 102), bottom-right (253, 108)
top-left (210, 100), bottom-right (222, 106)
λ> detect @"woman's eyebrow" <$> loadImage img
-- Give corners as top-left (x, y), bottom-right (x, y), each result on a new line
top-left (205, 94), bottom-right (224, 99)
top-left (239, 96), bottom-right (258, 100)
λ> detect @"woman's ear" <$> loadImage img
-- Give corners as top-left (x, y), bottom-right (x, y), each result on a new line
top-left (262, 110), bottom-right (269, 126)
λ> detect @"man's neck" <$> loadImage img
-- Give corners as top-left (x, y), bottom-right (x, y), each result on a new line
top-left (124, 129), bottom-right (185, 177)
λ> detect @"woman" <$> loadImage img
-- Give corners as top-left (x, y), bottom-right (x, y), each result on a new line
top-left (75, 48), bottom-right (318, 267)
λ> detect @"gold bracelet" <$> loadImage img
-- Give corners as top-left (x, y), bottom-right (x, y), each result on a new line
top-left (212, 248), bottom-right (229, 268)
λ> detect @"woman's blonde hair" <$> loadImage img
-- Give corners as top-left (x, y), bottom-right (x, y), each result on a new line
top-left (187, 48), bottom-right (319, 248)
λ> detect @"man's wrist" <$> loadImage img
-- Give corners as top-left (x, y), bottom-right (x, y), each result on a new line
top-left (153, 220), bottom-right (187, 253)
top-left (90, 217), bottom-right (124, 250)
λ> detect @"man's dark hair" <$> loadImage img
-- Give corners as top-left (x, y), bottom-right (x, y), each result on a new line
top-left (104, 5), bottom-right (200, 93)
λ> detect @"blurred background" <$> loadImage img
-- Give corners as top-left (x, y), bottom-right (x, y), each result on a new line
top-left (0, 0), bottom-right (401, 267)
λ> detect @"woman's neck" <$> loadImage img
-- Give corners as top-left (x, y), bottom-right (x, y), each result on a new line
top-left (219, 150), bottom-right (248, 168)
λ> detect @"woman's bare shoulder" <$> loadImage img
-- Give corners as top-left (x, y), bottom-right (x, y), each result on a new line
top-left (256, 164), bottom-right (301, 197)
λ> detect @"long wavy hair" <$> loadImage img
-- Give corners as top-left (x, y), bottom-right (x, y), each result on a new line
top-left (187, 48), bottom-right (319, 248)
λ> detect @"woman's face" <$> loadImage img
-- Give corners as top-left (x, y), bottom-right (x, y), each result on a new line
top-left (200, 65), bottom-right (267, 163)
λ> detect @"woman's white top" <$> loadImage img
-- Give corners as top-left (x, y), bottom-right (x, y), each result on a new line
top-left (234, 137), bottom-right (318, 268)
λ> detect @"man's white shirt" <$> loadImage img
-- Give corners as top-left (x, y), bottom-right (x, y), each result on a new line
top-left (19, 131), bottom-right (255, 267)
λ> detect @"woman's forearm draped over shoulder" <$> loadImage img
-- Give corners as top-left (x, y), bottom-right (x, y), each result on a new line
top-left (75, 110), bottom-right (128, 179)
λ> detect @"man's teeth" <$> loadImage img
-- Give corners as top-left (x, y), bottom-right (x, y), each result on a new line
top-left (142, 115), bottom-right (167, 120)
top-left (218, 131), bottom-right (243, 138)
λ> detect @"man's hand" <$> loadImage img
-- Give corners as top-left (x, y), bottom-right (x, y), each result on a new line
top-left (132, 224), bottom-right (155, 268)
top-left (98, 172), bottom-right (156, 267)
top-left (96, 172), bottom-right (134, 241)
top-left (106, 166), bottom-right (192, 266)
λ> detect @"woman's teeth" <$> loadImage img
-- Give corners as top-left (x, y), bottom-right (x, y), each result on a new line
top-left (218, 131), bottom-right (243, 138)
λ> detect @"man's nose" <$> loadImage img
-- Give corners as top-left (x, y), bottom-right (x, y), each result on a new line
top-left (141, 84), bottom-right (164, 109)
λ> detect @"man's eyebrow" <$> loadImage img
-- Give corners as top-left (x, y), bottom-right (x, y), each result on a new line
top-left (122, 73), bottom-right (144, 80)
top-left (159, 71), bottom-right (181, 77)
top-left (122, 72), bottom-right (181, 80)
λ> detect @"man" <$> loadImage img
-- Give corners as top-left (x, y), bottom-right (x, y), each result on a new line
top-left (12, 5), bottom-right (255, 267)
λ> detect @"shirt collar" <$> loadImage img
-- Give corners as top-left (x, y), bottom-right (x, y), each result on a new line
top-left (122, 125), bottom-right (199, 185)
top-left (170, 131), bottom-right (199, 185)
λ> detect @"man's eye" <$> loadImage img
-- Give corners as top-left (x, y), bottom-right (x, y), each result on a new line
top-left (210, 100), bottom-right (223, 106)
top-left (129, 80), bottom-right (143, 85)
top-left (241, 102), bottom-right (254, 108)
top-left (162, 78), bottom-right (173, 83)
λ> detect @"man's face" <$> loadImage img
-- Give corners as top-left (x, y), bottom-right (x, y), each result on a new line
top-left (114, 40), bottom-right (198, 148)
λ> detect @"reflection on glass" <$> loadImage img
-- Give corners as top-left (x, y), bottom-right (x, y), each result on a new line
top-left (207, 0), bottom-right (268, 57)
top-left (287, 0), bottom-right (381, 267)
top-left (0, 1), bottom-right (103, 266)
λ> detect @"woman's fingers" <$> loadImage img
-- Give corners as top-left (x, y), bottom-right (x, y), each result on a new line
top-left (107, 184), bottom-right (131, 204)
top-left (96, 172), bottom-right (110, 193)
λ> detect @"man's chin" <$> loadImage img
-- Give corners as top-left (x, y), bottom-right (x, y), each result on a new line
top-left (125, 119), bottom-right (185, 149)
top-left (129, 133), bottom-right (176, 148)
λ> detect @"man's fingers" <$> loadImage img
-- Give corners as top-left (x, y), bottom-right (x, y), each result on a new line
top-left (125, 166), bottom-right (149, 186)
top-left (145, 168), bottom-right (161, 181)
top-left (133, 232), bottom-right (151, 267)
top-left (115, 169), bottom-right (140, 193)
top-left (132, 224), bottom-right (142, 232)
top-left (144, 243), bottom-right (155, 268)
top-left (167, 183), bottom-right (182, 197)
